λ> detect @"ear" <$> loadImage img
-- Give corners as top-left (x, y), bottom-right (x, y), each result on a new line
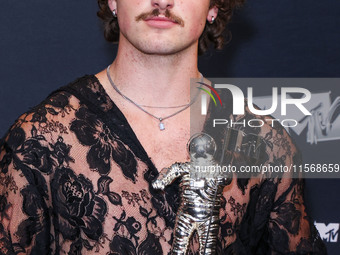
top-left (207, 6), bottom-right (218, 23)
top-left (108, 0), bottom-right (117, 12)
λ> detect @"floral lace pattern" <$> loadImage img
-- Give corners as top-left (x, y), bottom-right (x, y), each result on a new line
top-left (0, 76), bottom-right (326, 254)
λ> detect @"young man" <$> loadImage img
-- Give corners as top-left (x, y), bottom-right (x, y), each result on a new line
top-left (0, 0), bottom-right (326, 254)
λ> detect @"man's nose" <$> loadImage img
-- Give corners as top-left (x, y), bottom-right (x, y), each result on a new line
top-left (151, 0), bottom-right (174, 10)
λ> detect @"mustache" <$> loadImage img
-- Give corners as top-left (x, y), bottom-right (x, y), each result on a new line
top-left (135, 9), bottom-right (184, 27)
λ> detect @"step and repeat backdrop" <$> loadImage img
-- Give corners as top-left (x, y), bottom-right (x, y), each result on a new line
top-left (0, 1), bottom-right (339, 253)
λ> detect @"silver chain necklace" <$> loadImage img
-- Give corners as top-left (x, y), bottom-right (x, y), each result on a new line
top-left (106, 65), bottom-right (202, 131)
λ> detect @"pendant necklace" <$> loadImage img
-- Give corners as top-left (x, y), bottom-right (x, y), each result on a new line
top-left (106, 65), bottom-right (203, 131)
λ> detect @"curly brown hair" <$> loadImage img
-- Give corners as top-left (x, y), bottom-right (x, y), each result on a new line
top-left (97, 0), bottom-right (244, 55)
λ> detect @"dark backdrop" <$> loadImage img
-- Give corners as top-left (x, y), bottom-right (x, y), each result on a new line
top-left (1, 1), bottom-right (339, 253)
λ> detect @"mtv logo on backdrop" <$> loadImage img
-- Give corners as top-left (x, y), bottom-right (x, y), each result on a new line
top-left (254, 92), bottom-right (340, 144)
top-left (314, 222), bottom-right (339, 243)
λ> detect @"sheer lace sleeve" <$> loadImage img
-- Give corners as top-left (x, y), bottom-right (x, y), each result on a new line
top-left (268, 178), bottom-right (327, 254)
top-left (0, 117), bottom-right (53, 254)
top-left (259, 119), bottom-right (327, 254)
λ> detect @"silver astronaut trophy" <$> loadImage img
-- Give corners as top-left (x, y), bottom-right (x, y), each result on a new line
top-left (152, 133), bottom-right (231, 255)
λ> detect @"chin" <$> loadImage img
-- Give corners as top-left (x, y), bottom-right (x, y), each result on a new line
top-left (135, 41), bottom-right (193, 56)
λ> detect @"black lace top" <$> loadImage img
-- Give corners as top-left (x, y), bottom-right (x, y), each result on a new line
top-left (0, 76), bottom-right (326, 254)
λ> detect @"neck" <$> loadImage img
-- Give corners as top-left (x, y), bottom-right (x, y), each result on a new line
top-left (108, 37), bottom-right (200, 106)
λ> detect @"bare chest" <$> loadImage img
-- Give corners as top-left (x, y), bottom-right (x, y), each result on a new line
top-left (130, 120), bottom-right (191, 170)
top-left (140, 129), bottom-right (191, 171)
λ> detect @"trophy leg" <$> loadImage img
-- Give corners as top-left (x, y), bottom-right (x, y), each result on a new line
top-left (197, 216), bottom-right (219, 255)
top-left (171, 213), bottom-right (196, 255)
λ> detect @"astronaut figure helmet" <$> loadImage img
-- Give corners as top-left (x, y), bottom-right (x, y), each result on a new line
top-left (187, 133), bottom-right (216, 162)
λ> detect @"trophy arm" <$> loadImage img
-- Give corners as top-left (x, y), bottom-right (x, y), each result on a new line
top-left (215, 176), bottom-right (232, 187)
top-left (152, 162), bottom-right (189, 190)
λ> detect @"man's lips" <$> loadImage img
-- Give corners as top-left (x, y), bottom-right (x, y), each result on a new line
top-left (145, 16), bottom-right (177, 23)
top-left (144, 16), bottom-right (178, 28)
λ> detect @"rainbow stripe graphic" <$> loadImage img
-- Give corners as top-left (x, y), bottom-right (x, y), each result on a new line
top-left (197, 82), bottom-right (223, 106)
